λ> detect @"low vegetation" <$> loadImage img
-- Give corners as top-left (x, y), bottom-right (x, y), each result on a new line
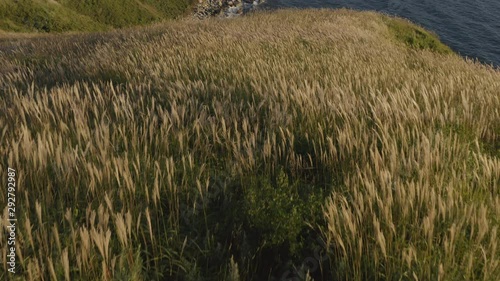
top-left (384, 17), bottom-right (453, 55)
top-left (0, 9), bottom-right (499, 281)
top-left (0, 0), bottom-right (194, 32)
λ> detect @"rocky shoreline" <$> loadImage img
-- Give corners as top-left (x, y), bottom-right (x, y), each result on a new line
top-left (194, 0), bottom-right (265, 19)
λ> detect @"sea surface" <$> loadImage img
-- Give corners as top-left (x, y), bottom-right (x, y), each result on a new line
top-left (260, 0), bottom-right (500, 67)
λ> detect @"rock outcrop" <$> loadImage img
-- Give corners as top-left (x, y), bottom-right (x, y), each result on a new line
top-left (194, 0), bottom-right (264, 19)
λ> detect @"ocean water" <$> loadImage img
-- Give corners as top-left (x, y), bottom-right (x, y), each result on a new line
top-left (260, 0), bottom-right (500, 67)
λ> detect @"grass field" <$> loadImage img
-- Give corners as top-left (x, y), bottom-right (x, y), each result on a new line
top-left (0, 9), bottom-right (499, 281)
top-left (0, 0), bottom-right (194, 32)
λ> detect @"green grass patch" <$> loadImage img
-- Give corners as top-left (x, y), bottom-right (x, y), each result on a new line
top-left (0, 0), bottom-right (107, 32)
top-left (0, 0), bottom-right (194, 32)
top-left (385, 16), bottom-right (453, 54)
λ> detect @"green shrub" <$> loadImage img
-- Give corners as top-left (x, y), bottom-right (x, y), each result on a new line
top-left (243, 169), bottom-right (325, 255)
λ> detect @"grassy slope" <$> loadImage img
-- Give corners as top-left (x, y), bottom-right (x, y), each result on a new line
top-left (0, 0), bottom-right (194, 32)
top-left (0, 9), bottom-right (499, 281)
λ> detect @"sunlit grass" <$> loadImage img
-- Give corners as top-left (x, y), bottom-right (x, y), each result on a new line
top-left (0, 9), bottom-right (499, 280)
top-left (0, 0), bottom-right (194, 32)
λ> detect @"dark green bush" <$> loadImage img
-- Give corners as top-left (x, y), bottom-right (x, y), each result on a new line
top-left (243, 169), bottom-right (326, 255)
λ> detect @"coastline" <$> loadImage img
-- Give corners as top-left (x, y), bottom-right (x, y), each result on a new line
top-left (194, 0), bottom-right (265, 18)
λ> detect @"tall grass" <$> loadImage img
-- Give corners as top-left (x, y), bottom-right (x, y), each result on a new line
top-left (0, 9), bottom-right (499, 280)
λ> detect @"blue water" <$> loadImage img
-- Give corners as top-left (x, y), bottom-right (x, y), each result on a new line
top-left (260, 0), bottom-right (500, 67)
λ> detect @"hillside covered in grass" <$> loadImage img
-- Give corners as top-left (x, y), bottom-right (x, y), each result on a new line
top-left (0, 0), bottom-right (194, 32)
top-left (0, 9), bottom-right (499, 281)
